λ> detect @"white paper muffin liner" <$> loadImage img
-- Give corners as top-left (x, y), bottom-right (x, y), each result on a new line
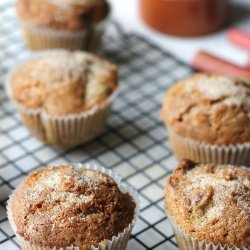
top-left (166, 211), bottom-right (248, 250)
top-left (5, 50), bottom-right (118, 148)
top-left (18, 19), bottom-right (107, 51)
top-left (167, 127), bottom-right (250, 166)
top-left (7, 163), bottom-right (140, 250)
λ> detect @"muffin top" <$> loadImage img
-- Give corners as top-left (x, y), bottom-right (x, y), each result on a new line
top-left (165, 159), bottom-right (250, 247)
top-left (11, 51), bottom-right (118, 116)
top-left (161, 74), bottom-right (250, 145)
top-left (11, 164), bottom-right (136, 249)
top-left (16, 0), bottom-right (109, 31)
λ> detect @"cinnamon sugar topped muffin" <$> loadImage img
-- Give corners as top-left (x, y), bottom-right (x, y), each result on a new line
top-left (7, 51), bottom-right (118, 148)
top-left (11, 51), bottom-right (117, 116)
top-left (16, 0), bottom-right (109, 31)
top-left (10, 164), bottom-right (136, 249)
top-left (162, 74), bottom-right (250, 145)
top-left (161, 74), bottom-right (250, 165)
top-left (165, 159), bottom-right (250, 248)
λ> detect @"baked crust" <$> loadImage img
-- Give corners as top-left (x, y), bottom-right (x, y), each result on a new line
top-left (161, 74), bottom-right (250, 145)
top-left (165, 159), bottom-right (250, 247)
top-left (16, 0), bottom-right (109, 31)
top-left (11, 51), bottom-right (118, 116)
top-left (12, 164), bottom-right (135, 249)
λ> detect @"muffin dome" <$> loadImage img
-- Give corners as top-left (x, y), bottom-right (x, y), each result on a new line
top-left (11, 51), bottom-right (118, 116)
top-left (11, 164), bottom-right (136, 249)
top-left (165, 159), bottom-right (250, 247)
top-left (161, 74), bottom-right (250, 145)
top-left (16, 0), bottom-right (109, 31)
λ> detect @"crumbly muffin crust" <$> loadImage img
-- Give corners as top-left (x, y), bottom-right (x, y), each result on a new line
top-left (11, 51), bottom-right (118, 116)
top-left (165, 159), bottom-right (250, 247)
top-left (161, 74), bottom-right (250, 145)
top-left (12, 165), bottom-right (135, 249)
top-left (16, 0), bottom-right (109, 31)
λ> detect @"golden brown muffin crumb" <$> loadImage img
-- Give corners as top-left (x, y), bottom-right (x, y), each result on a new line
top-left (11, 52), bottom-right (118, 116)
top-left (12, 165), bottom-right (135, 249)
top-left (165, 159), bottom-right (250, 247)
top-left (161, 74), bottom-right (250, 145)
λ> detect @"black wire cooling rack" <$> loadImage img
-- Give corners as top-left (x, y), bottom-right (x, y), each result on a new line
top-left (0, 1), bottom-right (193, 249)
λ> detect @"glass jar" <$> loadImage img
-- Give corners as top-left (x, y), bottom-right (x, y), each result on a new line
top-left (139, 0), bottom-right (230, 37)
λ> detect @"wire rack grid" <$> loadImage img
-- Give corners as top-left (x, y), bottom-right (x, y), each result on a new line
top-left (0, 1), bottom-right (193, 249)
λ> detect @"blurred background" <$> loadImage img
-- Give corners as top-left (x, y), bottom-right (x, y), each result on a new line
top-left (110, 0), bottom-right (250, 69)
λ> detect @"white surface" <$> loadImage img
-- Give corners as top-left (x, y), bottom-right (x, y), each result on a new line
top-left (109, 0), bottom-right (250, 66)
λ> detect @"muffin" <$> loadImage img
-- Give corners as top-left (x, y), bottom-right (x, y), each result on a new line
top-left (165, 159), bottom-right (250, 250)
top-left (16, 0), bottom-right (110, 51)
top-left (161, 74), bottom-right (250, 165)
top-left (6, 50), bottom-right (118, 148)
top-left (7, 163), bottom-right (139, 250)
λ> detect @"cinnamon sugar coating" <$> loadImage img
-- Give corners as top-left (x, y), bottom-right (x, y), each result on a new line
top-left (161, 74), bottom-right (250, 145)
top-left (16, 0), bottom-right (109, 31)
top-left (12, 165), bottom-right (135, 249)
top-left (165, 159), bottom-right (250, 247)
top-left (11, 51), bottom-right (118, 116)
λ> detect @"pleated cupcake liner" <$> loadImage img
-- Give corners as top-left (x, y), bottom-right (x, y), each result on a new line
top-left (167, 126), bottom-right (250, 166)
top-left (5, 50), bottom-right (118, 148)
top-left (7, 163), bottom-right (140, 250)
top-left (166, 211), bottom-right (248, 250)
top-left (18, 19), bottom-right (106, 51)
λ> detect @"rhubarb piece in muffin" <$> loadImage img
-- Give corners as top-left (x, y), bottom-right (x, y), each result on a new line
top-left (9, 164), bottom-right (137, 250)
top-left (165, 159), bottom-right (250, 249)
